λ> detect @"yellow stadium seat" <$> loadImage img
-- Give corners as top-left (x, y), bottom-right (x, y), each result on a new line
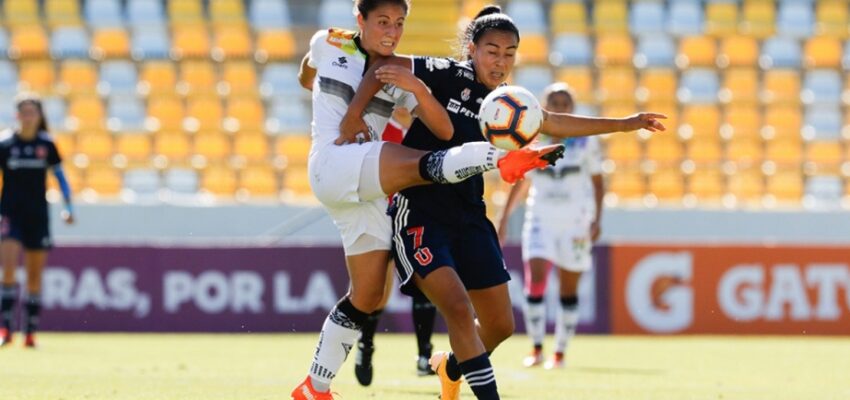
top-left (597, 67), bottom-right (636, 104)
top-left (233, 133), bottom-right (269, 162)
top-left (645, 135), bottom-right (683, 165)
top-left (677, 36), bottom-right (717, 68)
top-left (85, 165), bottom-right (122, 195)
top-left (202, 164), bottom-right (237, 195)
top-left (240, 165), bottom-right (278, 196)
top-left (687, 137), bottom-right (723, 164)
top-left (4, 0), bottom-right (40, 28)
top-left (115, 133), bottom-right (152, 162)
top-left (763, 105), bottom-right (803, 141)
top-left (91, 29), bottom-right (131, 59)
top-left (766, 139), bottom-right (804, 166)
top-left (147, 96), bottom-right (185, 132)
top-left (720, 68), bottom-right (759, 104)
top-left (594, 0), bottom-right (628, 34)
top-left (727, 168), bottom-right (764, 202)
top-left (179, 60), bottom-right (218, 96)
top-left (221, 61), bottom-right (258, 96)
top-left (762, 70), bottom-right (801, 105)
top-left (804, 36), bottom-right (842, 69)
top-left (76, 132), bottom-right (113, 160)
top-left (705, 2), bottom-right (739, 37)
top-left (740, 0), bottom-right (775, 39)
top-left (608, 168), bottom-right (645, 200)
top-left (689, 168), bottom-right (724, 200)
top-left (48, 163), bottom-right (82, 193)
top-left (45, 0), bottom-right (82, 28)
top-left (18, 61), bottom-right (55, 93)
top-left (605, 133), bottom-right (642, 165)
top-left (680, 105), bottom-right (722, 140)
top-left (172, 26), bottom-right (210, 59)
top-left (555, 67), bottom-right (594, 103)
top-left (138, 62), bottom-right (177, 97)
top-left (212, 26), bottom-right (253, 61)
top-left (283, 165), bottom-right (312, 197)
top-left (766, 169), bottom-right (803, 202)
top-left (57, 60), bottom-right (98, 96)
top-left (806, 140), bottom-right (843, 171)
top-left (52, 133), bottom-right (76, 156)
top-left (168, 0), bottom-right (204, 26)
top-left (726, 137), bottom-right (764, 165)
top-left (186, 97), bottom-right (223, 132)
top-left (154, 132), bottom-right (191, 161)
top-left (718, 37), bottom-right (759, 68)
top-left (649, 168), bottom-right (685, 201)
top-left (275, 135), bottom-right (311, 167)
top-left (595, 34), bottom-right (633, 67)
top-left (518, 33), bottom-right (549, 65)
top-left (551, 1), bottom-right (587, 34)
top-left (816, 0), bottom-right (850, 38)
top-left (255, 30), bottom-right (297, 62)
top-left (225, 97), bottom-right (264, 132)
top-left (636, 69), bottom-right (677, 104)
top-left (68, 96), bottom-right (105, 131)
top-left (193, 131), bottom-right (231, 161)
top-left (209, 0), bottom-right (246, 27)
top-left (723, 105), bottom-right (762, 140)
top-left (10, 26), bottom-right (49, 59)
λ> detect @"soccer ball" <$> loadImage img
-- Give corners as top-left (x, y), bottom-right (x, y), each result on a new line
top-left (478, 85), bottom-right (544, 150)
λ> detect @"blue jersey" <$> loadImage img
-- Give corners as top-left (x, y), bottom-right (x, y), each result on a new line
top-left (0, 131), bottom-right (62, 216)
top-left (400, 56), bottom-right (492, 226)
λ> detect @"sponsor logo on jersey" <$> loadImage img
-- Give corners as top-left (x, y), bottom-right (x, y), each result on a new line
top-left (425, 57), bottom-right (451, 71)
top-left (10, 147), bottom-right (19, 157)
top-left (446, 98), bottom-right (480, 119)
top-left (447, 99), bottom-right (462, 113)
top-left (455, 69), bottom-right (474, 81)
top-left (461, 88), bottom-right (471, 101)
top-left (332, 56), bottom-right (349, 69)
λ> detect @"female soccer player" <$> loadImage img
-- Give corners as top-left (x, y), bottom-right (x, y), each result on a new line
top-left (497, 83), bottom-right (603, 370)
top-left (0, 94), bottom-right (74, 348)
top-left (341, 6), bottom-right (665, 399)
top-left (291, 1), bottom-right (562, 398)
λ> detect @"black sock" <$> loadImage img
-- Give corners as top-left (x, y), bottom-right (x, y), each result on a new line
top-left (359, 309), bottom-right (383, 347)
top-left (25, 294), bottom-right (40, 334)
top-left (418, 150), bottom-right (449, 184)
top-left (412, 294), bottom-right (436, 357)
top-left (446, 352), bottom-right (463, 381)
top-left (459, 353), bottom-right (499, 399)
top-left (1, 285), bottom-right (16, 331)
top-left (335, 296), bottom-right (370, 329)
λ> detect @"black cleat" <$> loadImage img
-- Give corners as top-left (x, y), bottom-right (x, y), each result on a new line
top-left (354, 341), bottom-right (374, 386)
top-left (540, 143), bottom-right (565, 166)
top-left (417, 355), bottom-right (436, 376)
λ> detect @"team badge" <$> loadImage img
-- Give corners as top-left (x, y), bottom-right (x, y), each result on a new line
top-left (461, 88), bottom-right (471, 101)
top-left (36, 145), bottom-right (47, 159)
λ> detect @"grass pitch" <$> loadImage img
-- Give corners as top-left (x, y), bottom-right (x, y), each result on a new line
top-left (0, 333), bottom-right (848, 400)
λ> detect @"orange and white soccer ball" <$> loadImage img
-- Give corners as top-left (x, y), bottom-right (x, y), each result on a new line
top-left (478, 85), bottom-right (544, 150)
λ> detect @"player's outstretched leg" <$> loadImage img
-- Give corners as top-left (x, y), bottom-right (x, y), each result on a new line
top-left (547, 295), bottom-right (579, 370)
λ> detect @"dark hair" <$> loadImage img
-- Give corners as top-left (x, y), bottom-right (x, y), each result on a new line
top-left (457, 5), bottom-right (520, 60)
top-left (355, 0), bottom-right (410, 18)
top-left (15, 93), bottom-right (49, 133)
top-left (542, 82), bottom-right (575, 109)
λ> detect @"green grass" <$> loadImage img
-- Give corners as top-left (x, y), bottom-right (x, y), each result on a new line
top-left (1, 333), bottom-right (849, 399)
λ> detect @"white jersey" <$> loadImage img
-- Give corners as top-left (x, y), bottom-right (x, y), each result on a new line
top-left (524, 136), bottom-right (603, 230)
top-left (308, 28), bottom-right (418, 151)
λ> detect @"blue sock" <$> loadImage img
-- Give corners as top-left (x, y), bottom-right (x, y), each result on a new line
top-left (459, 353), bottom-right (499, 399)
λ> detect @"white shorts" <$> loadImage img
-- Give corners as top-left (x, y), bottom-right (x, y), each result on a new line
top-left (521, 216), bottom-right (592, 272)
top-left (309, 141), bottom-right (390, 255)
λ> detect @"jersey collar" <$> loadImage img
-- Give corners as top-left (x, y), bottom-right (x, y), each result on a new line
top-left (353, 33), bottom-right (371, 77)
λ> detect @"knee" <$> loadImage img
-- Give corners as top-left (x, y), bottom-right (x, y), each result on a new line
top-left (349, 287), bottom-right (385, 313)
top-left (441, 297), bottom-right (476, 326)
top-left (483, 313), bottom-right (515, 344)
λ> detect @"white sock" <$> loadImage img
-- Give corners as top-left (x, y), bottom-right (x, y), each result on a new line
top-left (524, 299), bottom-right (546, 348)
top-left (421, 142), bottom-right (506, 184)
top-left (309, 304), bottom-right (364, 392)
top-left (555, 304), bottom-right (579, 354)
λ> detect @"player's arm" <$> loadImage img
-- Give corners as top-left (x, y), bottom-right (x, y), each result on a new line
top-left (541, 111), bottom-right (666, 138)
top-left (590, 173), bottom-right (603, 242)
top-left (496, 178), bottom-right (531, 245)
top-left (298, 52), bottom-right (316, 91)
top-left (51, 165), bottom-right (75, 224)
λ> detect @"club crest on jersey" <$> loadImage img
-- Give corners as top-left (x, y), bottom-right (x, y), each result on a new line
top-left (35, 145), bottom-right (47, 159)
top-left (461, 88), bottom-right (471, 101)
top-left (426, 58), bottom-right (450, 71)
top-left (332, 56), bottom-right (349, 69)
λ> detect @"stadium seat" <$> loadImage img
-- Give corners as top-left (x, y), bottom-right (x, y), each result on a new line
top-left (107, 96), bottom-right (146, 132)
top-left (597, 67), bottom-right (636, 104)
top-left (687, 137), bottom-right (723, 164)
top-left (727, 167), bottom-right (765, 202)
top-left (42, 96), bottom-right (68, 130)
top-left (260, 63), bottom-right (301, 99)
top-left (719, 68), bottom-right (759, 104)
top-left (201, 164), bottom-right (238, 195)
top-left (225, 98), bottom-right (265, 132)
top-left (209, 0), bottom-right (246, 28)
top-left (138, 61), bottom-right (177, 97)
top-left (168, 0), bottom-right (204, 26)
top-left (91, 28), bottom-right (131, 59)
top-left (250, 0), bottom-right (292, 31)
top-left (267, 97), bottom-right (311, 134)
top-left (680, 104), bottom-right (721, 140)
top-left (212, 26), bottom-right (253, 61)
top-left (185, 97), bottom-right (223, 132)
top-left (57, 60), bottom-right (98, 96)
top-left (51, 132), bottom-right (75, 157)
top-left (178, 60), bottom-right (217, 96)
top-left (594, 0), bottom-right (628, 34)
top-left (608, 167), bottom-right (645, 200)
top-left (649, 168), bottom-right (685, 201)
top-left (0, 61), bottom-right (17, 95)
top-left (705, 1), bottom-right (738, 37)
top-left (45, 0), bottom-right (83, 28)
top-left (815, 0), bottom-right (849, 38)
top-left (233, 133), bottom-right (269, 162)
top-left (255, 30), bottom-right (296, 62)
top-left (766, 139), bottom-right (804, 166)
top-left (123, 168), bottom-right (161, 196)
top-left (0, 94), bottom-right (17, 128)
top-left (18, 61), bottom-right (55, 93)
top-left (0, 29), bottom-right (9, 57)
top-left (803, 105), bottom-right (842, 140)
top-left (193, 131), bottom-right (231, 162)
top-left (126, 0), bottom-right (166, 29)
top-left (4, 0), bottom-right (40, 28)
top-left (766, 169), bottom-right (804, 202)
top-left (518, 33), bottom-right (549, 65)
top-left (718, 37), bottom-right (759, 68)
top-left (147, 96), bottom-right (185, 131)
top-left (154, 131), bottom-right (191, 161)
top-left (10, 26), bottom-right (49, 59)
top-left (804, 36), bottom-right (842, 69)
top-left (221, 61), bottom-right (259, 96)
top-left (805, 140), bottom-right (843, 172)
top-left (131, 26), bottom-right (171, 60)
top-left (667, 1), bottom-right (703, 37)
top-left (240, 165), bottom-right (278, 196)
top-left (172, 26), bottom-right (210, 59)
top-left (50, 26), bottom-right (91, 59)
top-left (67, 96), bottom-right (106, 131)
top-left (115, 133), bottom-right (152, 162)
top-left (726, 136), bottom-right (764, 165)
top-left (595, 34), bottom-right (633, 66)
top-left (555, 67), bottom-right (594, 103)
top-left (636, 68), bottom-right (677, 104)
top-left (275, 135), bottom-right (311, 167)
top-left (678, 69), bottom-right (720, 104)
top-left (283, 165), bottom-right (311, 197)
top-left (85, 0), bottom-right (123, 29)
top-left (551, 34), bottom-right (593, 66)
top-left (319, 0), bottom-right (356, 30)
top-left (506, 0), bottom-right (546, 34)
top-left (676, 36), bottom-right (717, 69)
top-left (76, 132), bottom-right (113, 160)
top-left (98, 60), bottom-right (138, 97)
top-left (722, 105), bottom-right (762, 140)
top-left (761, 69), bottom-right (801, 104)
top-left (513, 66), bottom-right (553, 98)
top-left (760, 37), bottom-right (802, 69)
top-left (801, 70), bottom-right (842, 106)
top-left (688, 167), bottom-right (724, 200)
top-left (164, 168), bottom-right (198, 194)
top-left (777, 1), bottom-right (814, 38)
top-left (740, 0), bottom-right (776, 39)
top-left (645, 134), bottom-right (683, 165)
top-left (763, 104), bottom-right (803, 141)
top-left (634, 36), bottom-right (676, 69)
top-left (629, 0), bottom-right (666, 36)
top-left (605, 133), bottom-right (642, 165)
top-left (550, 1), bottom-right (587, 34)
top-left (85, 165), bottom-right (123, 195)
top-left (804, 175), bottom-right (843, 206)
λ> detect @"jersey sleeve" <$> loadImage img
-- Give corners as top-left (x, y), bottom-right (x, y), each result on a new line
top-left (410, 56), bottom-right (455, 96)
top-left (307, 29), bottom-right (329, 69)
top-left (586, 136), bottom-right (603, 175)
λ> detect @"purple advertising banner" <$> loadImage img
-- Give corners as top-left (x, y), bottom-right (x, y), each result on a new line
top-left (28, 245), bottom-right (609, 333)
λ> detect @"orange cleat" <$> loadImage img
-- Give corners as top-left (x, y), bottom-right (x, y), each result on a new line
top-left (430, 351), bottom-right (462, 400)
top-left (544, 352), bottom-right (565, 370)
top-left (24, 333), bottom-right (36, 348)
top-left (497, 144), bottom-right (565, 184)
top-left (290, 376), bottom-right (336, 400)
top-left (0, 328), bottom-right (11, 347)
top-left (522, 348), bottom-right (544, 368)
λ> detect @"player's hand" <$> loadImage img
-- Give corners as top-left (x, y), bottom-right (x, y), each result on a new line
top-left (622, 112), bottom-right (666, 133)
top-left (375, 65), bottom-right (427, 94)
top-left (336, 113), bottom-right (371, 145)
top-left (590, 220), bottom-right (600, 243)
top-left (62, 210), bottom-right (75, 225)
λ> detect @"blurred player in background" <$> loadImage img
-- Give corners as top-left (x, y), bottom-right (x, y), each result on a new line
top-left (342, 5), bottom-right (664, 399)
top-left (0, 94), bottom-right (75, 348)
top-left (497, 83), bottom-right (604, 369)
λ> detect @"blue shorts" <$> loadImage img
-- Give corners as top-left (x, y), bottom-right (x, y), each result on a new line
top-left (390, 194), bottom-right (511, 296)
top-left (1, 213), bottom-right (52, 250)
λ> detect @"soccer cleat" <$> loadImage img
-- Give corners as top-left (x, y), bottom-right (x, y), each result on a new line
top-left (522, 348), bottom-right (544, 368)
top-left (354, 341), bottom-right (374, 386)
top-left (497, 144), bottom-right (565, 184)
top-left (544, 352), bottom-right (565, 370)
top-left (290, 376), bottom-right (336, 400)
top-left (417, 355), bottom-right (436, 376)
top-left (24, 333), bottom-right (36, 348)
top-left (0, 328), bottom-right (11, 347)
top-left (430, 351), bottom-right (462, 400)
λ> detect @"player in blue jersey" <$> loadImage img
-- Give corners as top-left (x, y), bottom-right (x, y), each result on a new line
top-left (340, 6), bottom-right (665, 399)
top-left (0, 94), bottom-right (75, 348)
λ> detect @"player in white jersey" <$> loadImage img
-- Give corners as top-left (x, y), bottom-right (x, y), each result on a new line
top-left (291, 1), bottom-right (564, 398)
top-left (498, 83), bottom-right (604, 370)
